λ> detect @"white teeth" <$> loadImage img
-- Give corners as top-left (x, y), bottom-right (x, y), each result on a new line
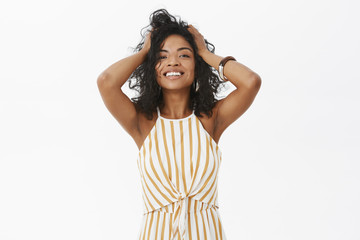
top-left (166, 72), bottom-right (181, 77)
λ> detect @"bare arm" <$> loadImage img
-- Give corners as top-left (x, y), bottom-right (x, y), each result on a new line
top-left (96, 33), bottom-right (151, 137)
top-left (188, 25), bottom-right (261, 138)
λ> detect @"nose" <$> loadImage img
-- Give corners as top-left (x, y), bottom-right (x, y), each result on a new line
top-left (167, 55), bottom-right (180, 66)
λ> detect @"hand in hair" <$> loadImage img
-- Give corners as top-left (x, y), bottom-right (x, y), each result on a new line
top-left (188, 25), bottom-right (208, 56)
top-left (141, 31), bottom-right (152, 54)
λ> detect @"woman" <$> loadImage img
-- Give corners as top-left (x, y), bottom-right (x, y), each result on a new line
top-left (97, 9), bottom-right (261, 240)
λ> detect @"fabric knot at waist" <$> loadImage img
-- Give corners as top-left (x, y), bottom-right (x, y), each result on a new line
top-left (146, 194), bottom-right (218, 239)
top-left (172, 193), bottom-right (187, 240)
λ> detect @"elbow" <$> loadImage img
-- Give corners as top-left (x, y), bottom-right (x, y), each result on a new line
top-left (97, 72), bottom-right (110, 88)
top-left (249, 72), bottom-right (262, 90)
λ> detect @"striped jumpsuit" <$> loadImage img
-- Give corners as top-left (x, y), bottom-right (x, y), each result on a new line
top-left (136, 107), bottom-right (227, 240)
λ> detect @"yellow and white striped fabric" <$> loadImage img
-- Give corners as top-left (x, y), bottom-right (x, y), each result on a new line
top-left (136, 107), bottom-right (226, 240)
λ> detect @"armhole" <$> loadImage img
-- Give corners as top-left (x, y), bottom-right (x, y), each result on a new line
top-left (212, 100), bottom-right (224, 143)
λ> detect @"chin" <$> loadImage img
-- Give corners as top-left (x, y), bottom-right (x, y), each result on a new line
top-left (162, 79), bottom-right (194, 86)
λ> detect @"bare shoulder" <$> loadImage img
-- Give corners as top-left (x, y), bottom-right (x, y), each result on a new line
top-left (133, 107), bottom-right (158, 150)
top-left (197, 100), bottom-right (222, 144)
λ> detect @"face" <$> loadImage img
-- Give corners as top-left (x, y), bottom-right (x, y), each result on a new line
top-left (155, 34), bottom-right (195, 92)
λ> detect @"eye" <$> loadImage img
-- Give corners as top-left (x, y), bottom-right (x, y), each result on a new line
top-left (180, 54), bottom-right (190, 58)
top-left (158, 55), bottom-right (167, 60)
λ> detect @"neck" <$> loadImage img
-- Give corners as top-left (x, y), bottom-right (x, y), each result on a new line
top-left (160, 88), bottom-right (192, 118)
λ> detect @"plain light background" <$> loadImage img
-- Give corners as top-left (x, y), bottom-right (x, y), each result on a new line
top-left (1, 0), bottom-right (359, 239)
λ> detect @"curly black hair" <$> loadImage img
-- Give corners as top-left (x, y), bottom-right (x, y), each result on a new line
top-left (128, 9), bottom-right (225, 120)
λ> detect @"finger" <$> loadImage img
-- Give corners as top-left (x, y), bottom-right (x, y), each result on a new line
top-left (188, 24), bottom-right (196, 31)
top-left (189, 26), bottom-right (201, 36)
top-left (188, 26), bottom-right (198, 36)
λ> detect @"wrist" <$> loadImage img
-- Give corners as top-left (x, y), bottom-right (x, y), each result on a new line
top-left (198, 49), bottom-right (212, 60)
top-left (138, 48), bottom-right (148, 61)
top-left (218, 56), bottom-right (236, 81)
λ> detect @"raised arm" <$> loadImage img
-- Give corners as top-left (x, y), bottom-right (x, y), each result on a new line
top-left (188, 25), bottom-right (262, 139)
top-left (96, 33), bottom-right (151, 138)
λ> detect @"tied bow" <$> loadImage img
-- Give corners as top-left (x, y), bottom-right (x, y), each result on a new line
top-left (171, 193), bottom-right (188, 240)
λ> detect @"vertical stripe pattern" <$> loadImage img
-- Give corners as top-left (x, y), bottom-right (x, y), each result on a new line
top-left (136, 107), bottom-right (226, 240)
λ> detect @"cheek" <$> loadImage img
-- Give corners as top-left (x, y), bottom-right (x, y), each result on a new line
top-left (189, 63), bottom-right (196, 76)
top-left (155, 65), bottom-right (162, 77)
top-left (190, 60), bottom-right (195, 70)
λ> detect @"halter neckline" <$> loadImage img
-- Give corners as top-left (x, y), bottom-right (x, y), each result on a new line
top-left (156, 107), bottom-right (194, 121)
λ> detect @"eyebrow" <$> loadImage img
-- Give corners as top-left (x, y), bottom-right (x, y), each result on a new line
top-left (159, 47), bottom-right (193, 53)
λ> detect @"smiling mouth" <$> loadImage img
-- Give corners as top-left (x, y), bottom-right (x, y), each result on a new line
top-left (164, 71), bottom-right (184, 77)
